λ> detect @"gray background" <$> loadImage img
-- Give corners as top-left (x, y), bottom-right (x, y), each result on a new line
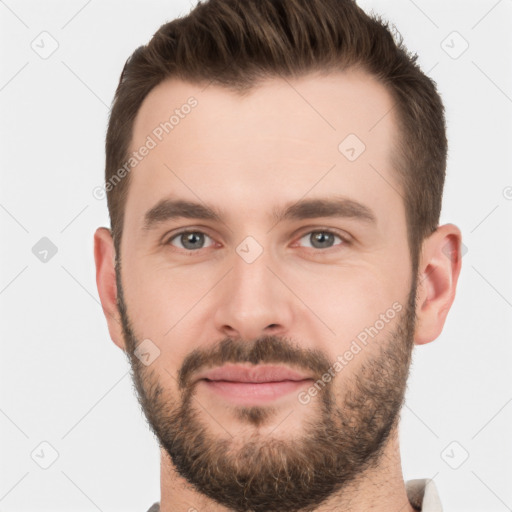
top-left (0, 0), bottom-right (511, 510)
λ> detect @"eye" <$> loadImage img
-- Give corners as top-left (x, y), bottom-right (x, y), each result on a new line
top-left (166, 231), bottom-right (216, 251)
top-left (297, 230), bottom-right (347, 250)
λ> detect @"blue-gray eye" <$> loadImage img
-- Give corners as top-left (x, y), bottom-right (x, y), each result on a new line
top-left (299, 231), bottom-right (343, 249)
top-left (169, 231), bottom-right (214, 250)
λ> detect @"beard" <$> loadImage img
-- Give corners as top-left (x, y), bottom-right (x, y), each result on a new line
top-left (115, 260), bottom-right (418, 512)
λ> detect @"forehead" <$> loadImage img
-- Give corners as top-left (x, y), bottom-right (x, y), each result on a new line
top-left (125, 69), bottom-right (403, 233)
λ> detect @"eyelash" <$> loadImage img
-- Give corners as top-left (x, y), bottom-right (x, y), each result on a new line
top-left (163, 228), bottom-right (351, 253)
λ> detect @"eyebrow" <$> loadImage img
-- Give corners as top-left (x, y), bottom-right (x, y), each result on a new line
top-left (142, 196), bottom-right (376, 232)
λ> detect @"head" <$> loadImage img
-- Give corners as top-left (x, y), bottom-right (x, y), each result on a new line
top-left (94, 1), bottom-right (462, 511)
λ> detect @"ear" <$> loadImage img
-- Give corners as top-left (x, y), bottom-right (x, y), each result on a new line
top-left (94, 227), bottom-right (126, 351)
top-left (414, 223), bottom-right (463, 345)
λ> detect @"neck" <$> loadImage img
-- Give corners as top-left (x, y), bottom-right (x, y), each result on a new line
top-left (158, 425), bottom-right (416, 512)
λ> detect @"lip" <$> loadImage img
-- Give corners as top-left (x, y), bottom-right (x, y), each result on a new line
top-left (195, 364), bottom-right (312, 383)
top-left (195, 364), bottom-right (313, 405)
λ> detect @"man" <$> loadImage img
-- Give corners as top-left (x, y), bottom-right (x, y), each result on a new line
top-left (94, 0), bottom-right (462, 511)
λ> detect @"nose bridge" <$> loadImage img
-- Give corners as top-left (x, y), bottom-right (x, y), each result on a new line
top-left (231, 242), bottom-right (279, 311)
top-left (232, 247), bottom-right (272, 301)
top-left (213, 240), bottom-right (293, 339)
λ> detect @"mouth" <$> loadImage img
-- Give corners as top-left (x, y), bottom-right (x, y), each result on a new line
top-left (195, 364), bottom-right (314, 405)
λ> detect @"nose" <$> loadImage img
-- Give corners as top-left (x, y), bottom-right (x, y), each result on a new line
top-left (213, 248), bottom-right (294, 341)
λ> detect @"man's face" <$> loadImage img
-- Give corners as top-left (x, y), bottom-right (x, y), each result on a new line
top-left (116, 71), bottom-right (417, 511)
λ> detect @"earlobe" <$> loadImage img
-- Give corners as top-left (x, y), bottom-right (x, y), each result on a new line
top-left (93, 227), bottom-right (126, 351)
top-left (413, 224), bottom-right (463, 346)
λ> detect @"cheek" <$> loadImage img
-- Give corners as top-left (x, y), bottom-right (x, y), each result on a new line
top-left (298, 258), bottom-right (403, 309)
top-left (120, 257), bottom-right (221, 361)
top-left (123, 251), bottom-right (211, 313)
top-left (284, 259), bottom-right (409, 350)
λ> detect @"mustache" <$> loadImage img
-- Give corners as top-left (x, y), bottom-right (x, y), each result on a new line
top-left (178, 335), bottom-right (333, 391)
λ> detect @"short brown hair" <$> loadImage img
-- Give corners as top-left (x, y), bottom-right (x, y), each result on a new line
top-left (105, 0), bottom-right (447, 272)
